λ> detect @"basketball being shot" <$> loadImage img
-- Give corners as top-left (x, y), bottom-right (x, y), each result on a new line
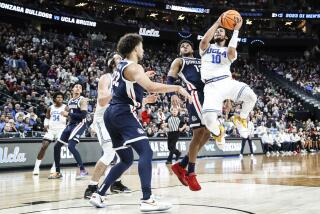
top-left (1, 2), bottom-right (320, 214)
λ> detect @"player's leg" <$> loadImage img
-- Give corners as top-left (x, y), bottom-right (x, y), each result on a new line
top-left (230, 80), bottom-right (257, 137)
top-left (67, 121), bottom-right (88, 178)
top-left (240, 138), bottom-right (246, 158)
top-left (33, 132), bottom-right (53, 175)
top-left (185, 127), bottom-right (210, 191)
top-left (90, 147), bottom-right (134, 208)
top-left (49, 127), bottom-right (70, 179)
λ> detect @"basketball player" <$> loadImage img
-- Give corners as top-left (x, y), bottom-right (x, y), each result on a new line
top-left (49, 83), bottom-right (89, 179)
top-left (84, 53), bottom-right (131, 199)
top-left (199, 15), bottom-right (257, 145)
top-left (89, 33), bottom-right (191, 211)
top-left (168, 40), bottom-right (210, 191)
top-left (33, 92), bottom-right (66, 175)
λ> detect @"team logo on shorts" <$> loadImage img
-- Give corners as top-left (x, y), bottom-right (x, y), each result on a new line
top-left (192, 116), bottom-right (198, 122)
top-left (137, 128), bottom-right (144, 134)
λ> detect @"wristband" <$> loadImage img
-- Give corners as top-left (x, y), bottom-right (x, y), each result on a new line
top-left (228, 30), bottom-right (239, 48)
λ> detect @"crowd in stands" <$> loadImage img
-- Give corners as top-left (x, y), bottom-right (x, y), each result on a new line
top-left (0, 21), bottom-right (319, 155)
top-left (262, 56), bottom-right (320, 96)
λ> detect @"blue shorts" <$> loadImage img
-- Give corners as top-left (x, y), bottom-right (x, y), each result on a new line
top-left (187, 90), bottom-right (205, 129)
top-left (104, 104), bottom-right (148, 150)
top-left (58, 119), bottom-right (88, 144)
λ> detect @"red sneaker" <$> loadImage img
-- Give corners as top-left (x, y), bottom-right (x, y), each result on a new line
top-left (186, 173), bottom-right (201, 191)
top-left (171, 163), bottom-right (188, 186)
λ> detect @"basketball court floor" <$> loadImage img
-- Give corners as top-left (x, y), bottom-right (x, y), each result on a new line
top-left (1, 153), bottom-right (320, 214)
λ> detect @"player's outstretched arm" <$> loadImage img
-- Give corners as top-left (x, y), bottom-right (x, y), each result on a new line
top-left (199, 16), bottom-right (222, 55)
top-left (125, 63), bottom-right (192, 103)
top-left (97, 74), bottom-right (112, 107)
top-left (167, 58), bottom-right (182, 107)
top-left (227, 17), bottom-right (242, 62)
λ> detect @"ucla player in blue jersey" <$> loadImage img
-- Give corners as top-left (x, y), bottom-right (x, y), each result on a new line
top-left (49, 83), bottom-right (89, 179)
top-left (89, 33), bottom-right (192, 211)
top-left (168, 40), bottom-right (211, 191)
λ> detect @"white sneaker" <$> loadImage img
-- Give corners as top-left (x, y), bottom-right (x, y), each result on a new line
top-left (140, 197), bottom-right (172, 212)
top-left (239, 154), bottom-right (243, 159)
top-left (89, 193), bottom-right (106, 208)
top-left (250, 154), bottom-right (254, 159)
top-left (33, 168), bottom-right (40, 175)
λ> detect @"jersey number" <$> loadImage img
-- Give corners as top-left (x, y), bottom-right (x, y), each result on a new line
top-left (210, 50), bottom-right (227, 64)
top-left (112, 71), bottom-right (120, 87)
top-left (52, 114), bottom-right (60, 121)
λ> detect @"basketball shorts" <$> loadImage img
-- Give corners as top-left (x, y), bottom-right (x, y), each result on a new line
top-left (104, 104), bottom-right (148, 150)
top-left (58, 119), bottom-right (88, 144)
top-left (202, 77), bottom-right (249, 115)
top-left (187, 90), bottom-right (205, 129)
top-left (43, 127), bottom-right (65, 142)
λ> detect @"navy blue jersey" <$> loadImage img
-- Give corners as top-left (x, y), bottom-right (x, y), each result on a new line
top-left (110, 60), bottom-right (144, 109)
top-left (68, 96), bottom-right (85, 124)
top-left (177, 57), bottom-right (204, 93)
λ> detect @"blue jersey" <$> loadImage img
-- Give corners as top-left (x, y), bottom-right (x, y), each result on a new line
top-left (110, 60), bottom-right (144, 109)
top-left (177, 57), bottom-right (204, 93)
top-left (68, 96), bottom-right (85, 124)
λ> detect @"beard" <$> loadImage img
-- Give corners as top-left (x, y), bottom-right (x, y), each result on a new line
top-left (214, 37), bottom-right (225, 43)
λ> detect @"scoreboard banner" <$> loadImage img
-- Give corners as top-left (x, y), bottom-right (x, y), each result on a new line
top-left (0, 137), bottom-right (263, 169)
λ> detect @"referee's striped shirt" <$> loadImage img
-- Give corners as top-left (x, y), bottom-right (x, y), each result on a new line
top-left (167, 116), bottom-right (181, 132)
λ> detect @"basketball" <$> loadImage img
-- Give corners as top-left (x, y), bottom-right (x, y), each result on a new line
top-left (220, 10), bottom-right (242, 30)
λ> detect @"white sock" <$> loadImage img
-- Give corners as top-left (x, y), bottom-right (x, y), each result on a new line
top-left (89, 181), bottom-right (99, 185)
top-left (34, 159), bottom-right (41, 169)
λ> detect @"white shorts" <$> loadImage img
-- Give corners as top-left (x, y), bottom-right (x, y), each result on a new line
top-left (43, 128), bottom-right (64, 141)
top-left (202, 77), bottom-right (248, 114)
top-left (94, 120), bottom-right (112, 146)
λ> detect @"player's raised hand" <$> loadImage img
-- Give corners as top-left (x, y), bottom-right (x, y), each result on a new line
top-left (171, 95), bottom-right (181, 108)
top-left (234, 16), bottom-right (243, 30)
top-left (177, 86), bottom-right (192, 104)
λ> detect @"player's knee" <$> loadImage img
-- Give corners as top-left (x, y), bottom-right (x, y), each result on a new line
top-left (99, 144), bottom-right (115, 165)
top-left (203, 112), bottom-right (218, 128)
top-left (244, 88), bottom-right (257, 104)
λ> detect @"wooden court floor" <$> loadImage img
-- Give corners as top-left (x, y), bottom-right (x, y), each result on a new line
top-left (1, 153), bottom-right (320, 214)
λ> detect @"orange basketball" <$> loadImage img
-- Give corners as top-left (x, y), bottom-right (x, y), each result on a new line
top-left (220, 10), bottom-right (242, 30)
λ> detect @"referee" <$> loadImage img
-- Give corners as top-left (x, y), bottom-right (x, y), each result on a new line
top-left (166, 108), bottom-right (185, 164)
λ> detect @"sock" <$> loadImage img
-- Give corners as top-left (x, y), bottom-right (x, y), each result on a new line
top-left (68, 140), bottom-right (85, 170)
top-left (35, 159), bottom-right (41, 169)
top-left (89, 180), bottom-right (99, 185)
top-left (179, 155), bottom-right (189, 168)
top-left (187, 162), bottom-right (195, 174)
top-left (98, 148), bottom-right (133, 196)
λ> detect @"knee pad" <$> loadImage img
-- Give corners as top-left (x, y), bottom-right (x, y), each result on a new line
top-left (99, 143), bottom-right (115, 165)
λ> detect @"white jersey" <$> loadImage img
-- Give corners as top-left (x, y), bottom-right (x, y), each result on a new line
top-left (200, 43), bottom-right (236, 81)
top-left (93, 73), bottom-right (113, 122)
top-left (48, 104), bottom-right (67, 130)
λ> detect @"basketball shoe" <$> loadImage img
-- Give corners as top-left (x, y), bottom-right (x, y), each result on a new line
top-left (171, 163), bottom-right (188, 186)
top-left (185, 173), bottom-right (201, 191)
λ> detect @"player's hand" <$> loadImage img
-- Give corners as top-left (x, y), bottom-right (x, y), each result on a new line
top-left (177, 86), bottom-right (192, 104)
top-left (146, 70), bottom-right (156, 78)
top-left (171, 95), bottom-right (180, 108)
top-left (143, 94), bottom-right (158, 104)
top-left (234, 16), bottom-right (243, 30)
top-left (44, 125), bottom-right (48, 132)
top-left (60, 111), bottom-right (69, 117)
